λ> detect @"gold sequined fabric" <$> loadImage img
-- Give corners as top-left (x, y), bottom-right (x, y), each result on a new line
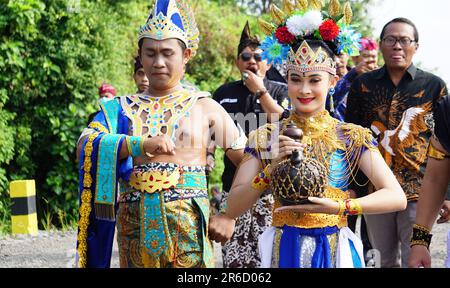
top-left (285, 111), bottom-right (377, 186)
top-left (272, 186), bottom-right (348, 229)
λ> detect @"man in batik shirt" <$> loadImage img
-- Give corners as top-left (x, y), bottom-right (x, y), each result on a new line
top-left (346, 18), bottom-right (448, 268)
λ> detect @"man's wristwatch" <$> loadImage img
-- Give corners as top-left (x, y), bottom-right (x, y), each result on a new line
top-left (254, 88), bottom-right (268, 99)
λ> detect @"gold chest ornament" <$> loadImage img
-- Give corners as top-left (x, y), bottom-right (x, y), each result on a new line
top-left (120, 90), bottom-right (201, 139)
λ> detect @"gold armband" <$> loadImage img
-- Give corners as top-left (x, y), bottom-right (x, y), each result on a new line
top-left (337, 199), bottom-right (363, 216)
top-left (126, 136), bottom-right (145, 157)
top-left (251, 165), bottom-right (271, 192)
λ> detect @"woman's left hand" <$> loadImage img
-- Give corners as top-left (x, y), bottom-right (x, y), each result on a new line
top-left (274, 197), bottom-right (340, 215)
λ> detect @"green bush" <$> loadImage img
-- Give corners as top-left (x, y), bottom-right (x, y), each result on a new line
top-left (0, 0), bottom-right (374, 233)
top-left (0, 0), bottom-right (150, 231)
top-left (0, 0), bottom-right (254, 232)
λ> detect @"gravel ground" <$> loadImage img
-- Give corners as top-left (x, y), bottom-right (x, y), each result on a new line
top-left (0, 223), bottom-right (448, 268)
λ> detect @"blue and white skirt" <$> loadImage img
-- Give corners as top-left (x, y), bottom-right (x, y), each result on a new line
top-left (259, 225), bottom-right (365, 268)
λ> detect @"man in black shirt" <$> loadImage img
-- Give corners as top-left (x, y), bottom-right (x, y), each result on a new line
top-left (212, 21), bottom-right (289, 268)
top-left (346, 18), bottom-right (448, 267)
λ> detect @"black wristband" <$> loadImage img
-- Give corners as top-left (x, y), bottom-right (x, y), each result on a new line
top-left (410, 224), bottom-right (433, 249)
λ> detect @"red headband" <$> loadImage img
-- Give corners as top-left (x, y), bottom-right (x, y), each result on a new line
top-left (98, 83), bottom-right (116, 97)
top-left (359, 37), bottom-right (378, 51)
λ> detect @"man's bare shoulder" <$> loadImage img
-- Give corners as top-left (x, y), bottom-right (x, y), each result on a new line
top-left (197, 96), bottom-right (224, 111)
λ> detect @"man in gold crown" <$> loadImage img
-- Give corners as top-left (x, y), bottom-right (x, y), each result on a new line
top-left (75, 0), bottom-right (245, 268)
top-left (209, 0), bottom-right (407, 268)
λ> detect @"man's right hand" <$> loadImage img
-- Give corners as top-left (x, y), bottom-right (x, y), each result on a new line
top-left (408, 245), bottom-right (432, 268)
top-left (143, 135), bottom-right (176, 157)
top-left (208, 214), bottom-right (236, 244)
top-left (355, 59), bottom-right (378, 76)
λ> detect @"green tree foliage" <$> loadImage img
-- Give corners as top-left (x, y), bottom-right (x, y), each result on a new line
top-left (0, 0), bottom-right (151, 231)
top-left (186, 0), bottom-right (250, 90)
top-left (0, 0), bottom-right (255, 232)
top-left (0, 0), bottom-right (375, 233)
top-left (212, 0), bottom-right (376, 34)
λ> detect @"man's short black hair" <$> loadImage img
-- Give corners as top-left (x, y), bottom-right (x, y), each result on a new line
top-left (138, 38), bottom-right (187, 53)
top-left (237, 39), bottom-right (261, 58)
top-left (380, 17), bottom-right (419, 42)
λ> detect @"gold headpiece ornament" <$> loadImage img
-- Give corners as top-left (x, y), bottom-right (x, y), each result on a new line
top-left (138, 0), bottom-right (200, 57)
top-left (258, 1), bottom-right (360, 75)
top-left (329, 0), bottom-right (341, 18)
top-left (287, 41), bottom-right (336, 75)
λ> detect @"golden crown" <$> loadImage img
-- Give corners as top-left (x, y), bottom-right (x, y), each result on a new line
top-left (287, 41), bottom-right (336, 75)
top-left (138, 0), bottom-right (200, 57)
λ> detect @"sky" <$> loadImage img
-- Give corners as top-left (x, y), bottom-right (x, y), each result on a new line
top-left (368, 0), bottom-right (450, 85)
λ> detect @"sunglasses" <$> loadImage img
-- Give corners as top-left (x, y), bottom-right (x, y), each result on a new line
top-left (240, 52), bottom-right (262, 62)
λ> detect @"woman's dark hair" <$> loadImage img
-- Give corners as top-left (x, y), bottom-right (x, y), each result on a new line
top-left (380, 17), bottom-right (419, 42)
top-left (292, 39), bottom-right (337, 58)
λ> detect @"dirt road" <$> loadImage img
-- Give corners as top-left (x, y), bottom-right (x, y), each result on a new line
top-left (0, 222), bottom-right (448, 268)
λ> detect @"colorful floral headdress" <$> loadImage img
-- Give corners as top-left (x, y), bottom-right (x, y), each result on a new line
top-left (138, 0), bottom-right (200, 57)
top-left (359, 37), bottom-right (378, 51)
top-left (258, 0), bottom-right (361, 75)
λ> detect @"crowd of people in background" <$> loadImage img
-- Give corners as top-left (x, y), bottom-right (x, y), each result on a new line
top-left (79, 0), bottom-right (449, 268)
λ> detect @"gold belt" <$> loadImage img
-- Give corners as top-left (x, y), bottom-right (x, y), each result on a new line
top-left (129, 169), bottom-right (181, 193)
top-left (129, 168), bottom-right (207, 194)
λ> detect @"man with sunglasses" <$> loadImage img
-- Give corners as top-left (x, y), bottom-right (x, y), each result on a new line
top-left (346, 18), bottom-right (448, 268)
top-left (212, 21), bottom-right (289, 268)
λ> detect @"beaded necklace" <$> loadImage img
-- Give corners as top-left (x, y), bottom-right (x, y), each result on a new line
top-left (284, 110), bottom-right (372, 187)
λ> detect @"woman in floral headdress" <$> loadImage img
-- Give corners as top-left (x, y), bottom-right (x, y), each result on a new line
top-left (209, 0), bottom-right (406, 268)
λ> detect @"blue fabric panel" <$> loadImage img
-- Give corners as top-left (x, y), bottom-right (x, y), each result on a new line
top-left (349, 239), bottom-right (363, 268)
top-left (117, 105), bottom-right (133, 182)
top-left (95, 134), bottom-right (125, 206)
top-left (142, 193), bottom-right (168, 257)
top-left (86, 218), bottom-right (116, 268)
top-left (279, 226), bottom-right (301, 268)
top-left (99, 98), bottom-right (121, 133)
top-left (328, 151), bottom-right (349, 191)
top-left (279, 225), bottom-right (338, 268)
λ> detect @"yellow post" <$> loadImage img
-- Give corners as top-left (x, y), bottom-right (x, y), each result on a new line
top-left (9, 180), bottom-right (38, 235)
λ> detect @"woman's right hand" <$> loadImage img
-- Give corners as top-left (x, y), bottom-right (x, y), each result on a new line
top-left (143, 135), bottom-right (176, 157)
top-left (269, 135), bottom-right (305, 173)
